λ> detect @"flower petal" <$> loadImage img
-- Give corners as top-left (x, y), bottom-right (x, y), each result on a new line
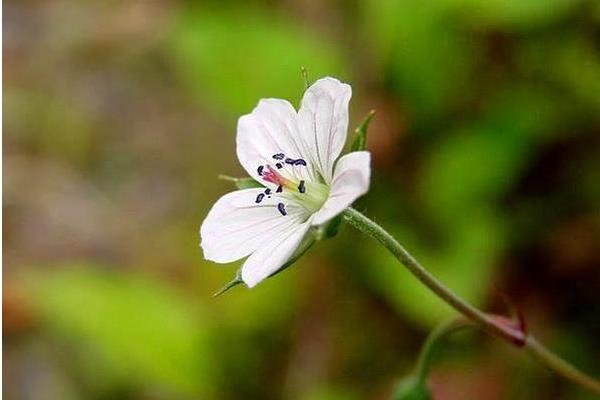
top-left (237, 99), bottom-right (316, 184)
top-left (311, 151), bottom-right (371, 226)
top-left (200, 188), bottom-right (307, 263)
top-left (241, 219), bottom-right (311, 288)
top-left (298, 77), bottom-right (352, 182)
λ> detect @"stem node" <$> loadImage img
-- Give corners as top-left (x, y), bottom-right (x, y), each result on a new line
top-left (342, 207), bottom-right (600, 395)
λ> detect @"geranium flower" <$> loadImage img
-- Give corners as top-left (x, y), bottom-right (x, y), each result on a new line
top-left (200, 77), bottom-right (371, 287)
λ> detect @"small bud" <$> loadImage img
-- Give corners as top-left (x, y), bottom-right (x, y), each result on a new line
top-left (392, 377), bottom-right (431, 400)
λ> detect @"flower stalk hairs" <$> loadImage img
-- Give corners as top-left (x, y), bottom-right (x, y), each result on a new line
top-left (199, 76), bottom-right (600, 396)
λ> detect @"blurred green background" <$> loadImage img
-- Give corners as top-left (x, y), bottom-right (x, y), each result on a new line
top-left (4, 1), bottom-right (600, 399)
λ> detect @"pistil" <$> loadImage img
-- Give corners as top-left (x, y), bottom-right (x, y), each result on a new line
top-left (261, 165), bottom-right (293, 189)
top-left (256, 153), bottom-right (328, 216)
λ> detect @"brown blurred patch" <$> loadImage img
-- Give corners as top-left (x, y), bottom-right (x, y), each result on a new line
top-left (546, 213), bottom-right (600, 274)
top-left (430, 362), bottom-right (506, 400)
top-left (3, 283), bottom-right (38, 338)
top-left (358, 93), bottom-right (408, 167)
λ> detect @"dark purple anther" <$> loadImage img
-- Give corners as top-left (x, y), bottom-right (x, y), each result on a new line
top-left (276, 185), bottom-right (283, 193)
top-left (272, 153), bottom-right (285, 160)
top-left (264, 188), bottom-right (271, 195)
top-left (284, 158), bottom-right (295, 165)
top-left (294, 159), bottom-right (307, 166)
top-left (277, 202), bottom-right (287, 216)
top-left (255, 193), bottom-right (265, 204)
top-left (276, 163), bottom-right (283, 169)
top-left (298, 180), bottom-right (306, 193)
top-left (257, 165), bottom-right (264, 176)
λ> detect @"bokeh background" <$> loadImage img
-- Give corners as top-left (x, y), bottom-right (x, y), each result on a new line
top-left (4, 1), bottom-right (600, 399)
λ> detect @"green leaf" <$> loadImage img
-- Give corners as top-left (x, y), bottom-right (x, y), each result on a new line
top-left (350, 110), bottom-right (375, 152)
top-left (219, 175), bottom-right (263, 189)
top-left (362, 0), bottom-right (477, 129)
top-left (23, 265), bottom-right (214, 395)
top-left (169, 5), bottom-right (345, 117)
top-left (454, 0), bottom-right (580, 30)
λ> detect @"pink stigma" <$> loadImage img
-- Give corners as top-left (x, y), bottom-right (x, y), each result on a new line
top-left (262, 165), bottom-right (289, 186)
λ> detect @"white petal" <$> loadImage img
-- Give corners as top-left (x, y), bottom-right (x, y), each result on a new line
top-left (241, 220), bottom-right (311, 288)
top-left (236, 99), bottom-right (316, 185)
top-left (311, 151), bottom-right (371, 226)
top-left (200, 188), bottom-right (307, 263)
top-left (298, 77), bottom-right (352, 183)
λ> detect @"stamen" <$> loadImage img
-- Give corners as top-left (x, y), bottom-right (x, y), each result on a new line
top-left (276, 163), bottom-right (283, 169)
top-left (255, 193), bottom-right (265, 204)
top-left (284, 157), bottom-right (307, 166)
top-left (257, 165), bottom-right (264, 176)
top-left (298, 180), bottom-right (306, 193)
top-left (272, 153), bottom-right (285, 160)
top-left (277, 202), bottom-right (287, 216)
top-left (276, 185), bottom-right (283, 193)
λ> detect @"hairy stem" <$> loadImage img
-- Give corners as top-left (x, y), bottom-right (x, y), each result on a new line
top-left (342, 207), bottom-right (600, 395)
top-left (342, 208), bottom-right (520, 344)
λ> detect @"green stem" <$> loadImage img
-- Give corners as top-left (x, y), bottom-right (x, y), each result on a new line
top-left (342, 207), bottom-right (600, 395)
top-left (525, 336), bottom-right (600, 394)
top-left (415, 318), bottom-right (472, 386)
top-left (342, 208), bottom-right (519, 343)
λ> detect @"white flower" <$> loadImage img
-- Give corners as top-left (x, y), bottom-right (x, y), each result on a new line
top-left (200, 77), bottom-right (371, 287)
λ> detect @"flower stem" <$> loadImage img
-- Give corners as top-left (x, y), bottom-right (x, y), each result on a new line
top-left (341, 208), bottom-right (520, 344)
top-left (525, 336), bottom-right (600, 394)
top-left (415, 318), bottom-right (472, 386)
top-left (342, 207), bottom-right (600, 395)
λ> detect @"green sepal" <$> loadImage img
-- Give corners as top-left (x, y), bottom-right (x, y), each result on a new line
top-left (214, 231), bottom-right (317, 296)
top-left (322, 215), bottom-right (343, 239)
top-left (218, 175), bottom-right (263, 190)
top-left (350, 110), bottom-right (375, 152)
top-left (301, 66), bottom-right (311, 89)
top-left (392, 376), bottom-right (432, 400)
top-left (213, 273), bottom-right (244, 297)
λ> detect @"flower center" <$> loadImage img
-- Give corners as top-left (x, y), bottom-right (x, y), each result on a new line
top-left (255, 153), bottom-right (329, 216)
top-left (288, 179), bottom-right (329, 214)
